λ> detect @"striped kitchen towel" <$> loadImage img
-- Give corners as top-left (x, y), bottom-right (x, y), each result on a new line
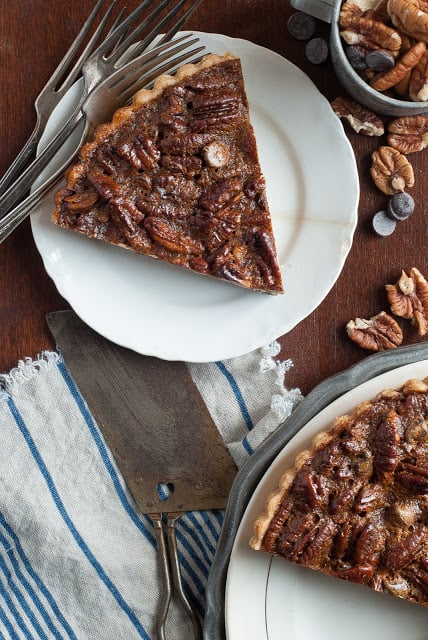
top-left (0, 343), bottom-right (302, 639)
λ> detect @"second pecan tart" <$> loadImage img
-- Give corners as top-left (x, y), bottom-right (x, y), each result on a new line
top-left (52, 53), bottom-right (283, 294)
top-left (250, 378), bottom-right (428, 607)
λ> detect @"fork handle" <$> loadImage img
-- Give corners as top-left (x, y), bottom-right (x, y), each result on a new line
top-left (0, 104), bottom-right (84, 218)
top-left (0, 124), bottom-right (42, 197)
top-left (165, 515), bottom-right (202, 639)
top-left (0, 173), bottom-right (64, 244)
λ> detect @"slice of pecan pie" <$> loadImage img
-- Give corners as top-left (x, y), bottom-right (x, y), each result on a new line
top-left (52, 53), bottom-right (283, 294)
top-left (250, 378), bottom-right (428, 607)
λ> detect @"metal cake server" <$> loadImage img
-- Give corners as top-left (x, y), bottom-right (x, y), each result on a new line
top-left (46, 309), bottom-right (237, 640)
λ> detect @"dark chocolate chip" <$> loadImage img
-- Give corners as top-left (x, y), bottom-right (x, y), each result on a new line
top-left (387, 192), bottom-right (415, 220)
top-left (346, 45), bottom-right (367, 70)
top-left (372, 210), bottom-right (396, 236)
top-left (365, 50), bottom-right (395, 72)
top-left (287, 11), bottom-right (316, 40)
top-left (305, 37), bottom-right (329, 64)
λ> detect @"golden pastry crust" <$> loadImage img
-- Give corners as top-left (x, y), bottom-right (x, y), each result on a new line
top-left (250, 377), bottom-right (428, 608)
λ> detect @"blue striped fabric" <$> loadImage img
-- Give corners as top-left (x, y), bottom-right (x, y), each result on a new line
top-left (0, 346), bottom-right (301, 638)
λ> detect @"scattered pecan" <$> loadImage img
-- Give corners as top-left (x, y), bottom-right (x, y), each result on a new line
top-left (331, 96), bottom-right (385, 135)
top-left (370, 146), bottom-right (414, 195)
top-left (346, 311), bottom-right (403, 350)
top-left (370, 41), bottom-right (427, 90)
top-left (385, 267), bottom-right (428, 335)
top-left (387, 115), bottom-right (428, 153)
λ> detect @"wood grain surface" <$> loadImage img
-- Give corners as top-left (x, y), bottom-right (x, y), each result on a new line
top-left (1, 0), bottom-right (427, 394)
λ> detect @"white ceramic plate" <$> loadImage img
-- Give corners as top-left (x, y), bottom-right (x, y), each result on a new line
top-left (226, 359), bottom-right (428, 639)
top-left (31, 32), bottom-right (359, 362)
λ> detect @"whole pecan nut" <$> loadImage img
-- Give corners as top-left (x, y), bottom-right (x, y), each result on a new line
top-left (387, 115), bottom-right (428, 153)
top-left (385, 267), bottom-right (428, 335)
top-left (370, 146), bottom-right (415, 194)
top-left (346, 311), bottom-right (403, 350)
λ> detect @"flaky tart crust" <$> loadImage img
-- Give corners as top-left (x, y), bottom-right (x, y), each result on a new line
top-left (250, 377), bottom-right (428, 608)
top-left (52, 53), bottom-right (283, 294)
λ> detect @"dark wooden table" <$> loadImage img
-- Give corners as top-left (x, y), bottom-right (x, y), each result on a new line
top-left (1, 0), bottom-right (427, 395)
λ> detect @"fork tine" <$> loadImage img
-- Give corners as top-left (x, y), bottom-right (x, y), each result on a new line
top-left (55, 1), bottom-right (118, 93)
top-left (119, 46), bottom-right (205, 103)
top-left (0, 0), bottom-right (116, 196)
top-left (110, 36), bottom-right (201, 94)
top-left (157, 0), bottom-right (204, 45)
top-left (123, 0), bottom-right (194, 61)
top-left (47, 0), bottom-right (112, 92)
top-left (93, 0), bottom-right (156, 59)
top-left (109, 0), bottom-right (174, 62)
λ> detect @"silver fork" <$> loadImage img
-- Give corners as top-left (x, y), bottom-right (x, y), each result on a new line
top-left (0, 0), bottom-right (117, 196)
top-left (0, 35), bottom-right (204, 244)
top-left (0, 0), bottom-right (202, 219)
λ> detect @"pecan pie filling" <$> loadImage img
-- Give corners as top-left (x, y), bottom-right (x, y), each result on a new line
top-left (52, 54), bottom-right (283, 294)
top-left (250, 378), bottom-right (428, 607)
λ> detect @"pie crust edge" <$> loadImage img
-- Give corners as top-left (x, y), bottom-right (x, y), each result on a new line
top-left (53, 53), bottom-right (238, 195)
top-left (249, 377), bottom-right (428, 551)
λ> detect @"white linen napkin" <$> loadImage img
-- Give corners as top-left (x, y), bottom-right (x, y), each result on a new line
top-left (0, 342), bottom-right (302, 639)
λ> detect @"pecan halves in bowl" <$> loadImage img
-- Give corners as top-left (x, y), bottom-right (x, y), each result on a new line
top-left (346, 311), bottom-right (403, 350)
top-left (370, 146), bottom-right (415, 194)
top-left (340, 10), bottom-right (402, 53)
top-left (370, 41), bottom-right (427, 91)
top-left (386, 267), bottom-right (428, 335)
top-left (388, 0), bottom-right (428, 41)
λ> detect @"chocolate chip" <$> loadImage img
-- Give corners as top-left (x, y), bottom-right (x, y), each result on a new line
top-left (346, 45), bottom-right (367, 70)
top-left (287, 11), bottom-right (316, 40)
top-left (305, 37), bottom-right (329, 64)
top-left (372, 210), bottom-right (396, 236)
top-left (365, 50), bottom-right (395, 72)
top-left (387, 192), bottom-right (415, 220)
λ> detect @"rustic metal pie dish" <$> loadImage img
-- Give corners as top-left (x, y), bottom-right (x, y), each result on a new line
top-left (203, 342), bottom-right (428, 639)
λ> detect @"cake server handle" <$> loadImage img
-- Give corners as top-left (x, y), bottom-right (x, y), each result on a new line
top-left (152, 514), bottom-right (202, 640)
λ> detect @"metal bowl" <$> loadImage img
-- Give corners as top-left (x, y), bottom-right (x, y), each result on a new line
top-left (329, 0), bottom-right (428, 116)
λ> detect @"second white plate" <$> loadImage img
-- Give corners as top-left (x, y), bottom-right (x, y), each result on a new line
top-left (31, 32), bottom-right (359, 362)
top-left (226, 359), bottom-right (428, 639)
